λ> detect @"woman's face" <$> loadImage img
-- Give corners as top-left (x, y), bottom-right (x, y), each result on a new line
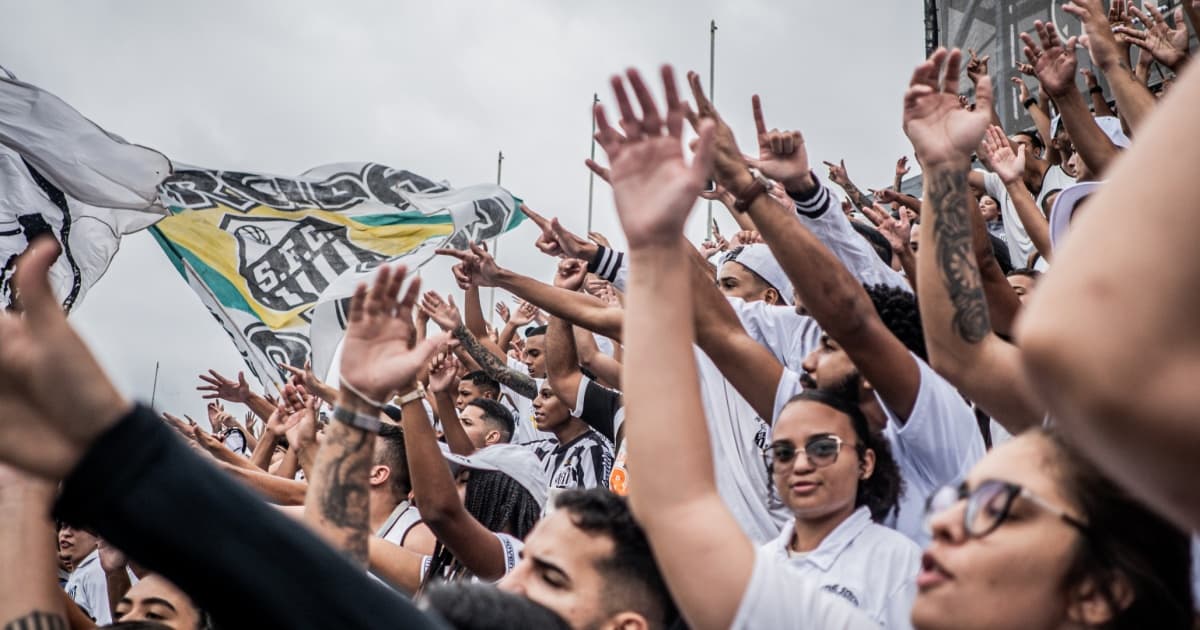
top-left (979, 196), bottom-right (1000, 222)
top-left (912, 433), bottom-right (1085, 630)
top-left (770, 400), bottom-right (872, 523)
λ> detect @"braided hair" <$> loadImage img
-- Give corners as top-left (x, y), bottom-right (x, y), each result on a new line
top-left (422, 469), bottom-right (541, 586)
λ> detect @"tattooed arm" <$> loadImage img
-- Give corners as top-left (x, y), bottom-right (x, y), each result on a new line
top-left (905, 52), bottom-right (1044, 434)
top-left (302, 391), bottom-right (375, 567)
top-left (451, 324), bottom-right (538, 399)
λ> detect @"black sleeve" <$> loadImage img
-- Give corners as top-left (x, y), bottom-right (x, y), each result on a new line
top-left (577, 379), bottom-right (623, 442)
top-left (54, 405), bottom-right (444, 630)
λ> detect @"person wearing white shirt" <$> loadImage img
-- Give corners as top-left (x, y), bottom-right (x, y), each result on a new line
top-left (762, 389), bottom-right (920, 628)
top-left (60, 524), bottom-right (112, 624)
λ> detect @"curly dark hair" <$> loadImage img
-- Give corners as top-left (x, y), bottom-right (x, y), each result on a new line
top-left (1039, 429), bottom-right (1193, 629)
top-left (863, 283), bottom-right (927, 362)
top-left (554, 489), bottom-right (679, 629)
top-left (423, 469), bottom-right (541, 586)
top-left (782, 389), bottom-right (904, 523)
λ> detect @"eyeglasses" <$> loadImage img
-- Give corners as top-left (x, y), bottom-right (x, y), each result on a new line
top-left (769, 435), bottom-right (847, 469)
top-left (925, 479), bottom-right (1090, 538)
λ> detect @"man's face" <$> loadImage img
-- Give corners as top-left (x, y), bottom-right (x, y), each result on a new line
top-left (498, 510), bottom-right (621, 630)
top-left (909, 229), bottom-right (920, 254)
top-left (532, 385), bottom-right (571, 432)
top-left (718, 261), bottom-right (774, 304)
top-left (1008, 274), bottom-right (1038, 303)
top-left (455, 380), bottom-right (491, 412)
top-left (800, 335), bottom-right (861, 398)
top-left (460, 405), bottom-right (501, 449)
top-left (1010, 134), bottom-right (1038, 161)
top-left (58, 525), bottom-right (99, 568)
top-left (115, 573), bottom-right (202, 630)
top-left (523, 335), bottom-right (547, 379)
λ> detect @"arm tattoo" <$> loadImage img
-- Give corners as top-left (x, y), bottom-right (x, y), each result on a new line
top-left (4, 611), bottom-right (67, 630)
top-left (313, 423), bottom-right (373, 566)
top-left (452, 325), bottom-right (537, 399)
top-left (928, 169), bottom-right (991, 343)
top-left (842, 182), bottom-right (871, 210)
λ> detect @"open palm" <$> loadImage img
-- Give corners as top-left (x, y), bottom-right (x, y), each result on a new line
top-left (340, 265), bottom-right (444, 402)
top-left (596, 66), bottom-right (715, 248)
top-left (903, 49), bottom-right (993, 166)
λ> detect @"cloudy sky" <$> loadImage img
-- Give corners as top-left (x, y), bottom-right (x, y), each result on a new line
top-left (3, 0), bottom-right (924, 423)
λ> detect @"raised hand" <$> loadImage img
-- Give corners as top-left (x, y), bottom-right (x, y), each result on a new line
top-left (510, 300), bottom-right (538, 327)
top-left (418, 290), bottom-right (464, 332)
top-left (1012, 76), bottom-right (1032, 103)
top-left (1061, 0), bottom-right (1124, 73)
top-left (596, 66), bottom-right (716, 248)
top-left (896, 156), bottom-right (911, 177)
top-left (280, 383), bottom-right (320, 453)
top-left (747, 94), bottom-right (814, 193)
top-left (966, 48), bottom-right (991, 84)
top-left (1021, 22), bottom-right (1079, 98)
top-left (1119, 4), bottom-right (1190, 70)
top-left (339, 265), bottom-right (446, 402)
top-left (903, 48), bottom-right (995, 167)
top-left (553, 258), bottom-right (588, 291)
top-left (437, 242), bottom-right (503, 287)
top-left (548, 218), bottom-right (600, 261)
top-left (520, 204), bottom-right (565, 257)
top-left (978, 124), bottom-right (1027, 185)
top-left (494, 301), bottom-right (511, 323)
top-left (823, 159), bottom-right (852, 187)
top-left (207, 401), bottom-right (234, 433)
top-left (683, 71), bottom-right (748, 191)
top-left (197, 369), bottom-right (252, 404)
top-left (0, 238), bottom-right (130, 479)
top-left (427, 351), bottom-right (460, 394)
top-left (1015, 61), bottom-right (1037, 76)
top-left (587, 231), bottom-right (612, 249)
top-left (860, 204), bottom-right (913, 255)
top-left (585, 158), bottom-right (612, 185)
top-left (729, 230), bottom-right (763, 247)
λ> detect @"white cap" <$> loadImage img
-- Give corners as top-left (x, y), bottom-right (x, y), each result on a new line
top-left (441, 443), bottom-right (549, 508)
top-left (1051, 115), bottom-right (1131, 149)
top-left (720, 244), bottom-right (794, 305)
top-left (1049, 180), bottom-right (1103, 248)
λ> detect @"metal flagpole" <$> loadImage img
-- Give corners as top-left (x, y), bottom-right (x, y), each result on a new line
top-left (587, 93), bottom-right (599, 233)
top-left (707, 19), bottom-right (717, 239)
top-left (489, 151), bottom-right (504, 320)
top-left (150, 360), bottom-right (160, 409)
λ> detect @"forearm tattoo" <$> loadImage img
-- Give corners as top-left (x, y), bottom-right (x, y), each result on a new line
top-left (4, 611), bottom-right (67, 630)
top-left (314, 423), bottom-right (372, 566)
top-left (928, 168), bottom-right (991, 344)
top-left (452, 325), bottom-right (537, 399)
top-left (842, 182), bottom-right (871, 210)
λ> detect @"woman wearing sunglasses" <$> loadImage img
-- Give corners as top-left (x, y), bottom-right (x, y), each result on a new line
top-left (765, 389), bottom-right (920, 628)
top-left (604, 63), bottom-right (1193, 629)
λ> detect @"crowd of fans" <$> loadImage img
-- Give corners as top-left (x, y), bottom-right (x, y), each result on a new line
top-left (3, 1), bottom-right (1200, 628)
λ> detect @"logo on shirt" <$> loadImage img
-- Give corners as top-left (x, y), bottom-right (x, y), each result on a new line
top-left (821, 584), bottom-right (860, 607)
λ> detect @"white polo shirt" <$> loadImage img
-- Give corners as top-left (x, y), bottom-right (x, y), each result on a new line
top-left (733, 546), bottom-right (878, 629)
top-left (763, 507), bottom-right (920, 628)
top-left (65, 549), bottom-right (111, 624)
top-left (772, 358), bottom-right (985, 546)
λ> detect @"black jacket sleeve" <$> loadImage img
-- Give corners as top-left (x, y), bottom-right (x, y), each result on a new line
top-left (54, 404), bottom-right (444, 630)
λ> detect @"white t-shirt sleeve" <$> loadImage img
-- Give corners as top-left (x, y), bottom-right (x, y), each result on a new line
top-left (494, 532), bottom-right (524, 576)
top-left (773, 368), bottom-right (805, 423)
top-left (729, 297), bottom-right (822, 372)
top-left (979, 169), bottom-right (1035, 265)
top-left (790, 177), bottom-right (910, 293)
top-left (732, 546), bottom-right (878, 629)
top-left (880, 356), bottom-right (985, 491)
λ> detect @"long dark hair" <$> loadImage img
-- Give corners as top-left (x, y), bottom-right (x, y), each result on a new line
top-left (782, 389), bottom-right (904, 522)
top-left (422, 469), bottom-right (540, 586)
top-left (1040, 429), bottom-right (1193, 628)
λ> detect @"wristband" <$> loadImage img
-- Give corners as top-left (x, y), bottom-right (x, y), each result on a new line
top-left (393, 386), bottom-right (426, 407)
top-left (1088, 86), bottom-right (1103, 94)
top-left (340, 379), bottom-right (387, 410)
top-left (1022, 97), bottom-right (1037, 109)
top-left (332, 405), bottom-right (383, 434)
top-left (733, 169), bottom-right (771, 213)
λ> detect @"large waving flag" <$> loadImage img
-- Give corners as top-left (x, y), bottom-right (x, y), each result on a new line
top-left (151, 164), bottom-right (521, 389)
top-left (0, 70), bottom-right (523, 390)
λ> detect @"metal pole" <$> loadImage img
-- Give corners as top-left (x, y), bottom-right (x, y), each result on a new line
top-left (150, 360), bottom-right (160, 409)
top-left (707, 19), bottom-right (717, 239)
top-left (587, 93), bottom-right (599, 233)
top-left (489, 151), bottom-right (504, 320)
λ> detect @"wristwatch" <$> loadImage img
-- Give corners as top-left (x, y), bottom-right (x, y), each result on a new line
top-left (733, 168), bottom-right (772, 213)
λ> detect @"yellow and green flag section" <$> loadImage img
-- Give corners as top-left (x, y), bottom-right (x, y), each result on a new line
top-left (150, 162), bottom-right (522, 390)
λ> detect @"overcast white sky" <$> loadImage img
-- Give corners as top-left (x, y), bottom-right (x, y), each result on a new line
top-left (2, 0), bottom-right (924, 423)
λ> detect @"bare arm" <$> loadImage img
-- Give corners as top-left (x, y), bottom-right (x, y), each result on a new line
top-left (1018, 60), bottom-right (1200, 531)
top-left (0, 468), bottom-right (65, 630)
top-left (367, 536), bottom-right (426, 594)
top-left (1004, 180), bottom-right (1052, 260)
top-left (1064, 1), bottom-right (1157, 132)
top-left (493, 269), bottom-right (624, 341)
top-left (223, 462), bottom-right (308, 504)
top-left (1082, 69), bottom-right (1116, 117)
top-left (463, 284), bottom-right (506, 359)
top-left (546, 314), bottom-right (585, 412)
top-left (572, 325), bottom-right (622, 390)
top-left (451, 324), bottom-right (537, 399)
